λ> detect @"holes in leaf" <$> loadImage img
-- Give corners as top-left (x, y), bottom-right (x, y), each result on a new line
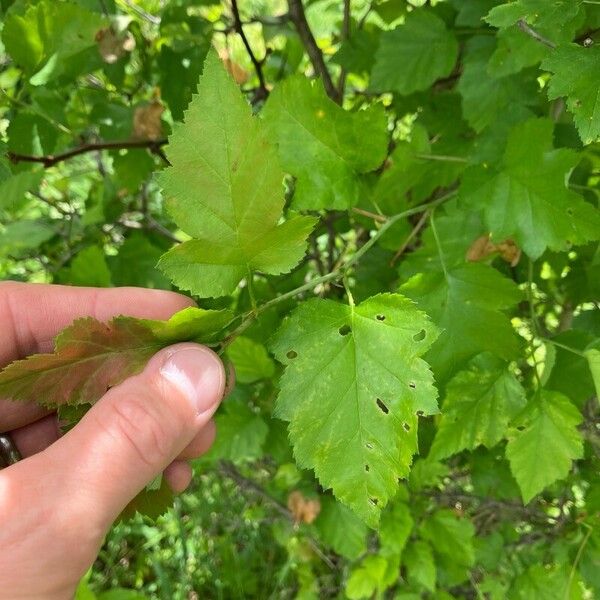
top-left (365, 464), bottom-right (370, 472)
top-left (566, 208), bottom-right (573, 216)
top-left (376, 398), bottom-right (389, 414)
top-left (338, 324), bottom-right (351, 336)
top-left (286, 350), bottom-right (298, 359)
top-left (402, 422), bottom-right (411, 432)
top-left (413, 328), bottom-right (426, 342)
top-left (517, 425), bottom-right (525, 432)
top-left (376, 314), bottom-right (386, 321)
top-left (416, 410), bottom-right (424, 417)
top-left (409, 382), bottom-right (416, 389)
top-left (369, 497), bottom-right (379, 506)
top-left (365, 442), bottom-right (373, 450)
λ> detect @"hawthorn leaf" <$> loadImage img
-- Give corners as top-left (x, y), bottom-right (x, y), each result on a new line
top-left (484, 0), bottom-right (584, 77)
top-left (0, 307), bottom-right (233, 407)
top-left (157, 51), bottom-right (316, 297)
top-left (506, 391), bottom-right (583, 503)
top-left (225, 337), bottom-right (275, 384)
top-left (370, 11), bottom-right (458, 95)
top-left (57, 245), bottom-right (112, 288)
top-left (263, 76), bottom-right (388, 210)
top-left (271, 293), bottom-right (439, 526)
top-left (2, 0), bottom-right (105, 85)
top-left (458, 36), bottom-right (537, 133)
top-left (460, 118), bottom-right (600, 259)
top-left (398, 200), bottom-right (486, 280)
top-left (206, 395), bottom-right (269, 463)
top-left (401, 263), bottom-right (522, 382)
top-left (419, 509), bottom-right (475, 567)
top-left (585, 348), bottom-right (600, 401)
top-left (0, 169), bottom-right (43, 212)
top-left (316, 496), bottom-right (368, 560)
top-left (430, 361), bottom-right (526, 459)
top-left (403, 540), bottom-right (436, 592)
top-left (543, 44), bottom-right (600, 144)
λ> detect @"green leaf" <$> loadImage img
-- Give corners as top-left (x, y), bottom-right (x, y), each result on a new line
top-left (379, 501), bottom-right (413, 556)
top-left (315, 496), bottom-right (368, 560)
top-left (585, 348), bottom-right (600, 400)
top-left (419, 509), bottom-right (475, 567)
top-left (403, 540), bottom-right (436, 592)
top-left (271, 293), bottom-right (439, 526)
top-left (57, 245), bottom-right (112, 287)
top-left (543, 44), bottom-right (600, 144)
top-left (398, 199), bottom-right (485, 280)
top-left (225, 337), bottom-right (275, 384)
top-left (263, 75), bottom-right (387, 210)
top-left (206, 394), bottom-right (269, 463)
top-left (108, 233), bottom-right (171, 289)
top-left (2, 0), bottom-right (105, 85)
top-left (430, 360), bottom-right (526, 459)
top-left (0, 307), bottom-right (233, 407)
top-left (460, 118), bottom-right (600, 258)
top-left (370, 11), bottom-right (458, 95)
top-left (401, 263), bottom-right (522, 382)
top-left (157, 50), bottom-right (316, 297)
top-left (509, 564), bottom-right (582, 600)
top-left (458, 36), bottom-right (537, 133)
top-left (0, 219), bottom-right (56, 256)
top-left (0, 169), bottom-right (43, 212)
top-left (346, 555), bottom-right (398, 600)
top-left (506, 391), bottom-right (584, 503)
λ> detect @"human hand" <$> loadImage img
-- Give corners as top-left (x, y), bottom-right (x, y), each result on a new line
top-left (0, 282), bottom-right (226, 599)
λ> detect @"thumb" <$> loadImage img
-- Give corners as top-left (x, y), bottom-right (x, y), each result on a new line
top-left (42, 342), bottom-right (224, 529)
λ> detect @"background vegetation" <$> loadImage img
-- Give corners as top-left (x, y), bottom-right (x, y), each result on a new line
top-left (1, 0), bottom-right (600, 598)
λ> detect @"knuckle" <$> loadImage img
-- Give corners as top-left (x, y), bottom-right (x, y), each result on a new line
top-left (107, 393), bottom-right (174, 468)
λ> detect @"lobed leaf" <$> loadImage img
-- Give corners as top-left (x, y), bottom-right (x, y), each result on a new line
top-left (270, 293), bottom-right (438, 526)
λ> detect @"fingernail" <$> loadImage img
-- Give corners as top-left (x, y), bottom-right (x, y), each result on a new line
top-left (159, 346), bottom-right (225, 415)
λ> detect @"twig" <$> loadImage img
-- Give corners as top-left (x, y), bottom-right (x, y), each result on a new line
top-left (336, 0), bottom-right (352, 96)
top-left (517, 19), bottom-right (557, 49)
top-left (390, 209), bottom-right (430, 266)
top-left (219, 461), bottom-right (336, 569)
top-left (7, 139), bottom-right (170, 168)
top-left (287, 0), bottom-right (341, 103)
top-left (351, 207), bottom-right (387, 223)
top-left (230, 0), bottom-right (269, 102)
top-left (220, 191), bottom-right (456, 350)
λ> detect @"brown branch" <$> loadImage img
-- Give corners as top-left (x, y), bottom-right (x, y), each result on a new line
top-left (390, 209), bottom-right (430, 266)
top-left (219, 461), bottom-right (336, 569)
top-left (287, 0), bottom-right (341, 103)
top-left (231, 0), bottom-right (269, 102)
top-left (336, 0), bottom-right (352, 97)
top-left (517, 19), bottom-right (557, 49)
top-left (7, 139), bottom-right (170, 169)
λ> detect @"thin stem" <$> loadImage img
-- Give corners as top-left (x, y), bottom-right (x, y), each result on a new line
top-left (231, 0), bottom-right (269, 101)
top-left (246, 268), bottom-right (258, 311)
top-left (351, 207), bottom-right (387, 223)
top-left (8, 139), bottom-right (170, 168)
top-left (564, 525), bottom-right (593, 599)
top-left (390, 209), bottom-right (430, 266)
top-left (517, 18), bottom-right (557, 49)
top-left (543, 338), bottom-right (586, 358)
top-left (415, 153), bottom-right (469, 163)
top-left (287, 0), bottom-right (341, 103)
top-left (527, 259), bottom-right (542, 387)
top-left (220, 192), bottom-right (455, 349)
top-left (336, 0), bottom-right (351, 96)
top-left (429, 208), bottom-right (448, 278)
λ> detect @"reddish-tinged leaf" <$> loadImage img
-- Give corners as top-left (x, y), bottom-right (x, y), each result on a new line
top-left (0, 307), bottom-right (233, 408)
